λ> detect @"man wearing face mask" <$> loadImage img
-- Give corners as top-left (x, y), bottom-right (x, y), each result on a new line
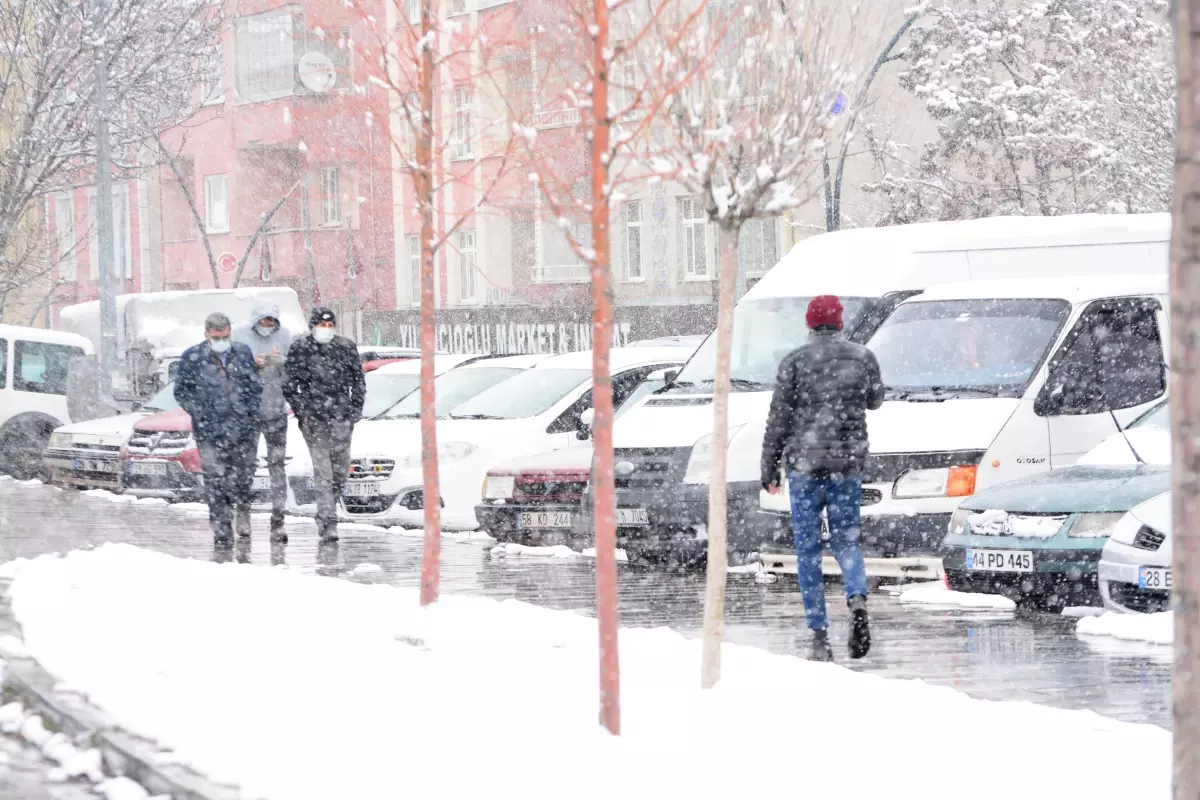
top-left (175, 313), bottom-right (263, 544)
top-left (232, 301), bottom-right (293, 541)
top-left (282, 307), bottom-right (365, 542)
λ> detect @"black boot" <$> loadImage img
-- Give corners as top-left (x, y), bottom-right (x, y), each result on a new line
top-left (235, 505), bottom-right (253, 539)
top-left (809, 629), bottom-right (834, 662)
top-left (319, 519), bottom-right (339, 543)
top-left (270, 512), bottom-right (287, 543)
top-left (848, 596), bottom-right (871, 659)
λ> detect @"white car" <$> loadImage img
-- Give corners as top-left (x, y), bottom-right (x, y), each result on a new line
top-left (336, 347), bottom-right (692, 530)
top-left (284, 354), bottom-right (545, 516)
top-left (44, 382), bottom-right (178, 491)
top-left (1099, 490), bottom-right (1171, 614)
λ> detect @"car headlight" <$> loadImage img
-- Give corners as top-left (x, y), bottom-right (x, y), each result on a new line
top-left (1069, 512), bottom-right (1123, 538)
top-left (683, 425), bottom-right (746, 484)
top-left (893, 466), bottom-right (977, 499)
top-left (948, 507), bottom-right (970, 535)
top-left (48, 432), bottom-right (73, 449)
top-left (397, 442), bottom-right (478, 470)
top-left (484, 475), bottom-right (515, 500)
top-left (1107, 511), bottom-right (1144, 546)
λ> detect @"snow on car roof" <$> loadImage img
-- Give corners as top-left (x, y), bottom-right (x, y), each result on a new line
top-left (0, 324), bottom-right (93, 351)
top-left (904, 273), bottom-right (1168, 305)
top-left (459, 354), bottom-right (549, 369)
top-left (372, 354), bottom-right (481, 375)
top-left (535, 346), bottom-right (692, 372)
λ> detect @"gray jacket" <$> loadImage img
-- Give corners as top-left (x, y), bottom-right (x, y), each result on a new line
top-left (760, 328), bottom-right (885, 486)
top-left (232, 300), bottom-right (293, 420)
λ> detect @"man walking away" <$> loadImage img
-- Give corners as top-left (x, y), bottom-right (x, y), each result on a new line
top-left (283, 307), bottom-right (365, 543)
top-left (761, 295), bottom-right (885, 662)
top-left (233, 300), bottom-right (293, 542)
top-left (175, 313), bottom-right (263, 544)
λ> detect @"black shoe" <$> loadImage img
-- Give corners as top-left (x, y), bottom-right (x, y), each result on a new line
top-left (270, 512), bottom-right (287, 543)
top-left (809, 629), bottom-right (834, 662)
top-left (320, 521), bottom-right (339, 543)
top-left (213, 532), bottom-right (233, 546)
top-left (848, 596), bottom-right (871, 659)
top-left (235, 506), bottom-right (252, 539)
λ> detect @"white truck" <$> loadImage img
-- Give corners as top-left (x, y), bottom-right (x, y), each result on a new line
top-left (58, 287), bottom-right (307, 408)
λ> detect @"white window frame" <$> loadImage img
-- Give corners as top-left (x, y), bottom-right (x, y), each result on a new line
top-left (235, 9), bottom-right (295, 101)
top-left (679, 195), bottom-right (711, 280)
top-left (205, 174), bottom-right (230, 234)
top-left (54, 193), bottom-right (76, 281)
top-left (85, 186), bottom-right (133, 281)
top-left (447, 0), bottom-right (467, 13)
top-left (201, 42), bottom-right (225, 105)
top-left (739, 217), bottom-right (778, 278)
top-left (407, 233), bottom-right (421, 305)
top-left (457, 230), bottom-right (477, 302)
top-left (403, 0), bottom-right (420, 24)
top-left (453, 86), bottom-right (473, 159)
top-left (610, 54), bottom-right (639, 118)
top-left (321, 166), bottom-right (341, 226)
top-left (622, 199), bottom-right (643, 281)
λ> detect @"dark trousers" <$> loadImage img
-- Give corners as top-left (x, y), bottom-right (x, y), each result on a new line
top-left (198, 436), bottom-right (258, 539)
top-left (260, 415), bottom-right (289, 517)
top-left (300, 419), bottom-right (353, 526)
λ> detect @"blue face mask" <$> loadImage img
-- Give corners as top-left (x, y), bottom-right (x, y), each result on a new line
top-left (209, 338), bottom-right (232, 354)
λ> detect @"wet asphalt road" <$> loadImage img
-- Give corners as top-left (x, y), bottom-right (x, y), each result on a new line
top-left (0, 479), bottom-right (1171, 730)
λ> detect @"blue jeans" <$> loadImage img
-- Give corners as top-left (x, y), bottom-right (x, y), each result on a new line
top-left (788, 471), bottom-right (869, 631)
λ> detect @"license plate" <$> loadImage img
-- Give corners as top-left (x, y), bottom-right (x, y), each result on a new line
top-left (965, 549), bottom-right (1034, 573)
top-left (344, 482), bottom-right (380, 498)
top-left (129, 461), bottom-right (168, 476)
top-left (73, 458), bottom-right (118, 473)
top-left (616, 508), bottom-right (649, 526)
top-left (1139, 566), bottom-right (1171, 590)
top-left (517, 511), bottom-right (573, 529)
top-left (252, 476), bottom-right (271, 492)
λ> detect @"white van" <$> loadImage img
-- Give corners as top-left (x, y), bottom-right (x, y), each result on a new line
top-left (611, 213), bottom-right (1169, 565)
top-left (759, 273), bottom-right (1168, 577)
top-left (0, 324), bottom-right (94, 479)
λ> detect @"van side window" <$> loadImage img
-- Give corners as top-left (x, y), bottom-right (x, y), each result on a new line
top-left (0, 339), bottom-right (7, 389)
top-left (14, 341), bottom-right (83, 396)
top-left (1036, 298), bottom-right (1165, 416)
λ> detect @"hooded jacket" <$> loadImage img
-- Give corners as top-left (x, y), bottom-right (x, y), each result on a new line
top-left (232, 300), bottom-right (293, 420)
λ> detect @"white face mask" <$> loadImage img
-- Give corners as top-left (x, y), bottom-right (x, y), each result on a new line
top-left (254, 324), bottom-right (275, 338)
top-left (313, 327), bottom-right (336, 344)
top-left (209, 338), bottom-right (232, 354)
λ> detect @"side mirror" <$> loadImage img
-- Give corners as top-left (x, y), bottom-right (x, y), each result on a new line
top-left (576, 408), bottom-right (595, 440)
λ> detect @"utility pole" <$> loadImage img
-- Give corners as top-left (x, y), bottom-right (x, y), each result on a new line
top-left (1172, 1), bottom-right (1200, 796)
top-left (92, 0), bottom-right (117, 399)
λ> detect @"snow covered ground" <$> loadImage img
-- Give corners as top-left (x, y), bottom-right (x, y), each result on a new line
top-left (1077, 611), bottom-right (1173, 646)
top-left (5, 545), bottom-right (1168, 800)
top-left (898, 581), bottom-right (1017, 610)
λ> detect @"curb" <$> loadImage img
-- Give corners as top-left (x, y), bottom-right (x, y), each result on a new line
top-left (0, 596), bottom-right (240, 800)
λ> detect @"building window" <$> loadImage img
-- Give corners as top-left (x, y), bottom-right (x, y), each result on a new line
top-left (739, 217), bottom-right (778, 277)
top-left (321, 166), bottom-right (341, 225)
top-left (201, 43), bottom-right (224, 104)
top-left (235, 10), bottom-right (295, 100)
top-left (404, 0), bottom-right (420, 24)
top-left (622, 200), bottom-right (642, 280)
top-left (407, 234), bottom-right (421, 305)
top-left (54, 193), bottom-right (75, 281)
top-left (86, 186), bottom-right (133, 280)
top-left (611, 55), bottom-right (638, 117)
top-left (448, 0), bottom-right (466, 13)
top-left (457, 230), bottom-right (477, 302)
top-left (205, 175), bottom-right (230, 233)
top-left (679, 195), bottom-right (709, 279)
top-left (453, 87), bottom-right (473, 159)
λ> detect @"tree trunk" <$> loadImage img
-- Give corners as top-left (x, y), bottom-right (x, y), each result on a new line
top-left (590, 0), bottom-right (620, 736)
top-left (417, 0), bottom-right (443, 607)
top-left (700, 223), bottom-right (740, 690)
top-left (1174, 3), bottom-right (1200, 796)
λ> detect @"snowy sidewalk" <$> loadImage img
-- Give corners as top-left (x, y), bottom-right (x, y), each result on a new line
top-left (4, 545), bottom-right (1171, 800)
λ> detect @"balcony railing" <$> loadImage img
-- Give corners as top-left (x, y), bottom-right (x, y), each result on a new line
top-left (533, 263), bottom-right (590, 283)
top-left (533, 107), bottom-right (581, 130)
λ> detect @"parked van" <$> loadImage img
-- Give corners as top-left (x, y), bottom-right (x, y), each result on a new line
top-left (610, 213), bottom-right (1169, 566)
top-left (760, 273), bottom-right (1168, 578)
top-left (0, 324), bottom-right (94, 479)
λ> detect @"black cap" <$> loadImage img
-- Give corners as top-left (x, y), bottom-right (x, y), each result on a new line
top-left (309, 306), bottom-right (337, 327)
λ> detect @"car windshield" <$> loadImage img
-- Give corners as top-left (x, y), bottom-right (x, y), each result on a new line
top-left (616, 379), bottom-right (665, 418)
top-left (141, 383), bottom-right (180, 413)
top-left (871, 298), bottom-right (1071, 398)
top-left (1133, 401), bottom-right (1169, 429)
top-left (380, 367), bottom-right (524, 419)
top-left (361, 373), bottom-right (420, 419)
top-left (450, 368), bottom-right (590, 420)
top-left (673, 296), bottom-right (871, 389)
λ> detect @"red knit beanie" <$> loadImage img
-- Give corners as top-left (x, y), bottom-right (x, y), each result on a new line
top-left (806, 295), bottom-right (844, 330)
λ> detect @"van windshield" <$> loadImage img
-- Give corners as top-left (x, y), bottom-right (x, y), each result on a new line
top-left (871, 298), bottom-right (1071, 399)
top-left (672, 296), bottom-right (870, 389)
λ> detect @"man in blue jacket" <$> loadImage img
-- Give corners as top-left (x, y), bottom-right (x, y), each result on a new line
top-left (175, 313), bottom-right (263, 543)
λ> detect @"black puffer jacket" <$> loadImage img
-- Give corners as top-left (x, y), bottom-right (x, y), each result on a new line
top-left (760, 329), bottom-right (885, 486)
top-left (282, 334), bottom-right (366, 425)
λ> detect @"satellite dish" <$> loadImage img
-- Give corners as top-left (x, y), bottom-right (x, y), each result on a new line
top-left (298, 52), bottom-right (336, 94)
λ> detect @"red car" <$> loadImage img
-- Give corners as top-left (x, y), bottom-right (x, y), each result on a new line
top-left (121, 408), bottom-right (206, 501)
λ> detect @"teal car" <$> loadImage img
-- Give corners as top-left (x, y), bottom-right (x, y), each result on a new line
top-left (940, 403), bottom-right (1169, 611)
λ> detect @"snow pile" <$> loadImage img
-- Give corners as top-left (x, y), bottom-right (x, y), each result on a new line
top-left (1077, 611), bottom-right (1173, 645)
top-left (899, 582), bottom-right (1017, 610)
top-left (82, 489), bottom-right (135, 503)
top-left (9, 545), bottom-right (1167, 800)
top-left (490, 543), bottom-right (578, 559)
